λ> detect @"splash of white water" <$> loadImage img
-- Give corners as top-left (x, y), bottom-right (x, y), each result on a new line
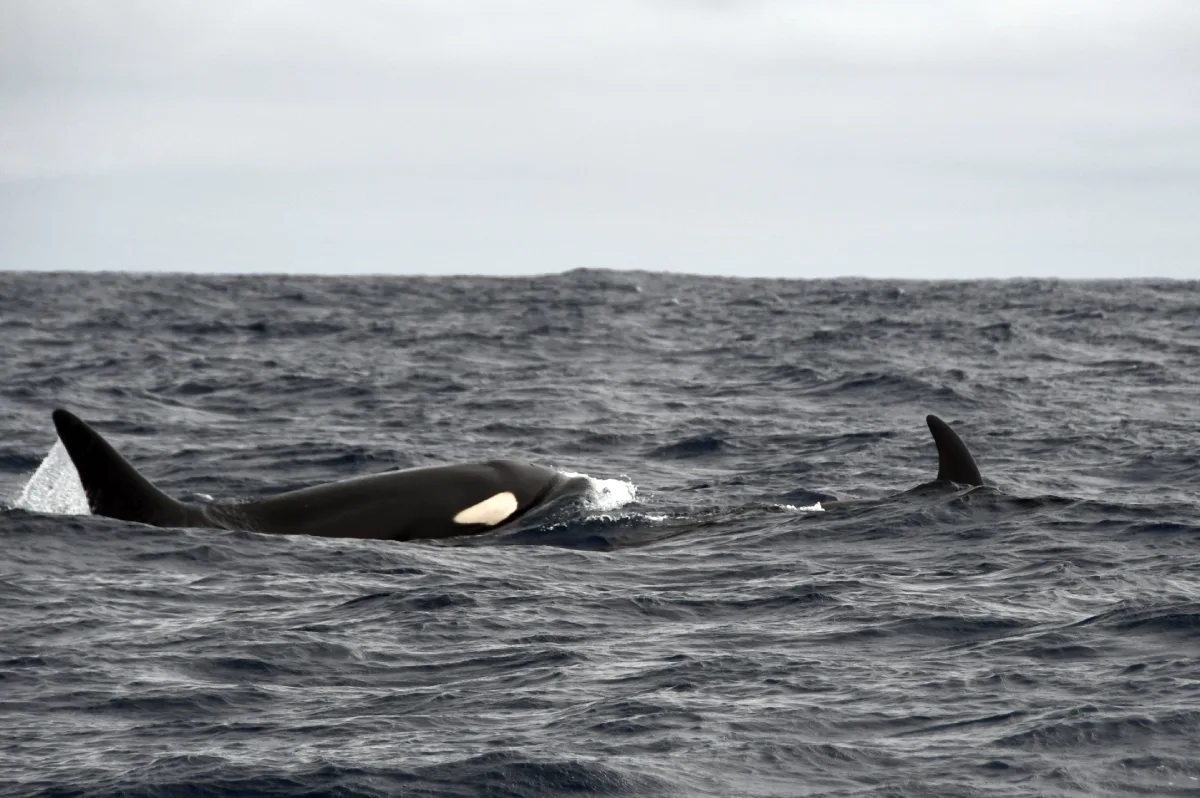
top-left (776, 502), bottom-right (825, 513)
top-left (561, 471), bottom-right (638, 513)
top-left (13, 439), bottom-right (90, 516)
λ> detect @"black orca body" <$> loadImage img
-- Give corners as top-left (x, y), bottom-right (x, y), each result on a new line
top-left (51, 409), bottom-right (589, 542)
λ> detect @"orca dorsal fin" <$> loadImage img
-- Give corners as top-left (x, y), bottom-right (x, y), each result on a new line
top-left (51, 409), bottom-right (201, 527)
top-left (926, 414), bottom-right (983, 487)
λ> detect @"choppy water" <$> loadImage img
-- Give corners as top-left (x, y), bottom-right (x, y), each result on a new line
top-left (1, 271), bottom-right (1199, 797)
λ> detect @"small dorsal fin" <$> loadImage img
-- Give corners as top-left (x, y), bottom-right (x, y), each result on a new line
top-left (926, 414), bottom-right (983, 486)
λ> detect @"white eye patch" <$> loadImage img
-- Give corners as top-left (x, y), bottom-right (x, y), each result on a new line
top-left (452, 491), bottom-right (519, 526)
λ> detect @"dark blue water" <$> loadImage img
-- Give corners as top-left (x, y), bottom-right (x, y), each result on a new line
top-left (2, 271), bottom-right (1198, 797)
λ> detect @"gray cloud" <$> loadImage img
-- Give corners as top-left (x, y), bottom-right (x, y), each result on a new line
top-left (1, 0), bottom-right (1197, 276)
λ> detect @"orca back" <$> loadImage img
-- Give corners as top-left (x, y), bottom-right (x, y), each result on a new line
top-left (49, 408), bottom-right (584, 541)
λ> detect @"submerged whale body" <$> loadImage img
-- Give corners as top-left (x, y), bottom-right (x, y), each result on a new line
top-left (50, 408), bottom-right (589, 541)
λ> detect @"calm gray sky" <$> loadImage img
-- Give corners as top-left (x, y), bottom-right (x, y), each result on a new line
top-left (2, 1), bottom-right (1197, 277)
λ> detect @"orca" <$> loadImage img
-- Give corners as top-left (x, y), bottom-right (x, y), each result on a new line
top-left (925, 413), bottom-right (984, 487)
top-left (49, 408), bottom-right (590, 542)
top-left (816, 414), bottom-right (984, 510)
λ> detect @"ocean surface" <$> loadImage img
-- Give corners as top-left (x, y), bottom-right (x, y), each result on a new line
top-left (1, 271), bottom-right (1198, 798)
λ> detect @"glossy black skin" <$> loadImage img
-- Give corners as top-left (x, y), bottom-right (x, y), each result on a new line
top-left (926, 414), bottom-right (984, 486)
top-left (818, 414), bottom-right (985, 510)
top-left (51, 409), bottom-right (588, 541)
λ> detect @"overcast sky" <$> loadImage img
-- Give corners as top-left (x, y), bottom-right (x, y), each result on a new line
top-left (2, 1), bottom-right (1197, 278)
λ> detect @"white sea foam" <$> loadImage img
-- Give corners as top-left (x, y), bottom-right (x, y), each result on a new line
top-left (562, 471), bottom-right (638, 513)
top-left (777, 502), bottom-right (825, 513)
top-left (13, 439), bottom-right (90, 516)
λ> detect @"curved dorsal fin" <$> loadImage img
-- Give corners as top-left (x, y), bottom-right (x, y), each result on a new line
top-left (51, 408), bottom-right (203, 527)
top-left (926, 414), bottom-right (983, 486)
